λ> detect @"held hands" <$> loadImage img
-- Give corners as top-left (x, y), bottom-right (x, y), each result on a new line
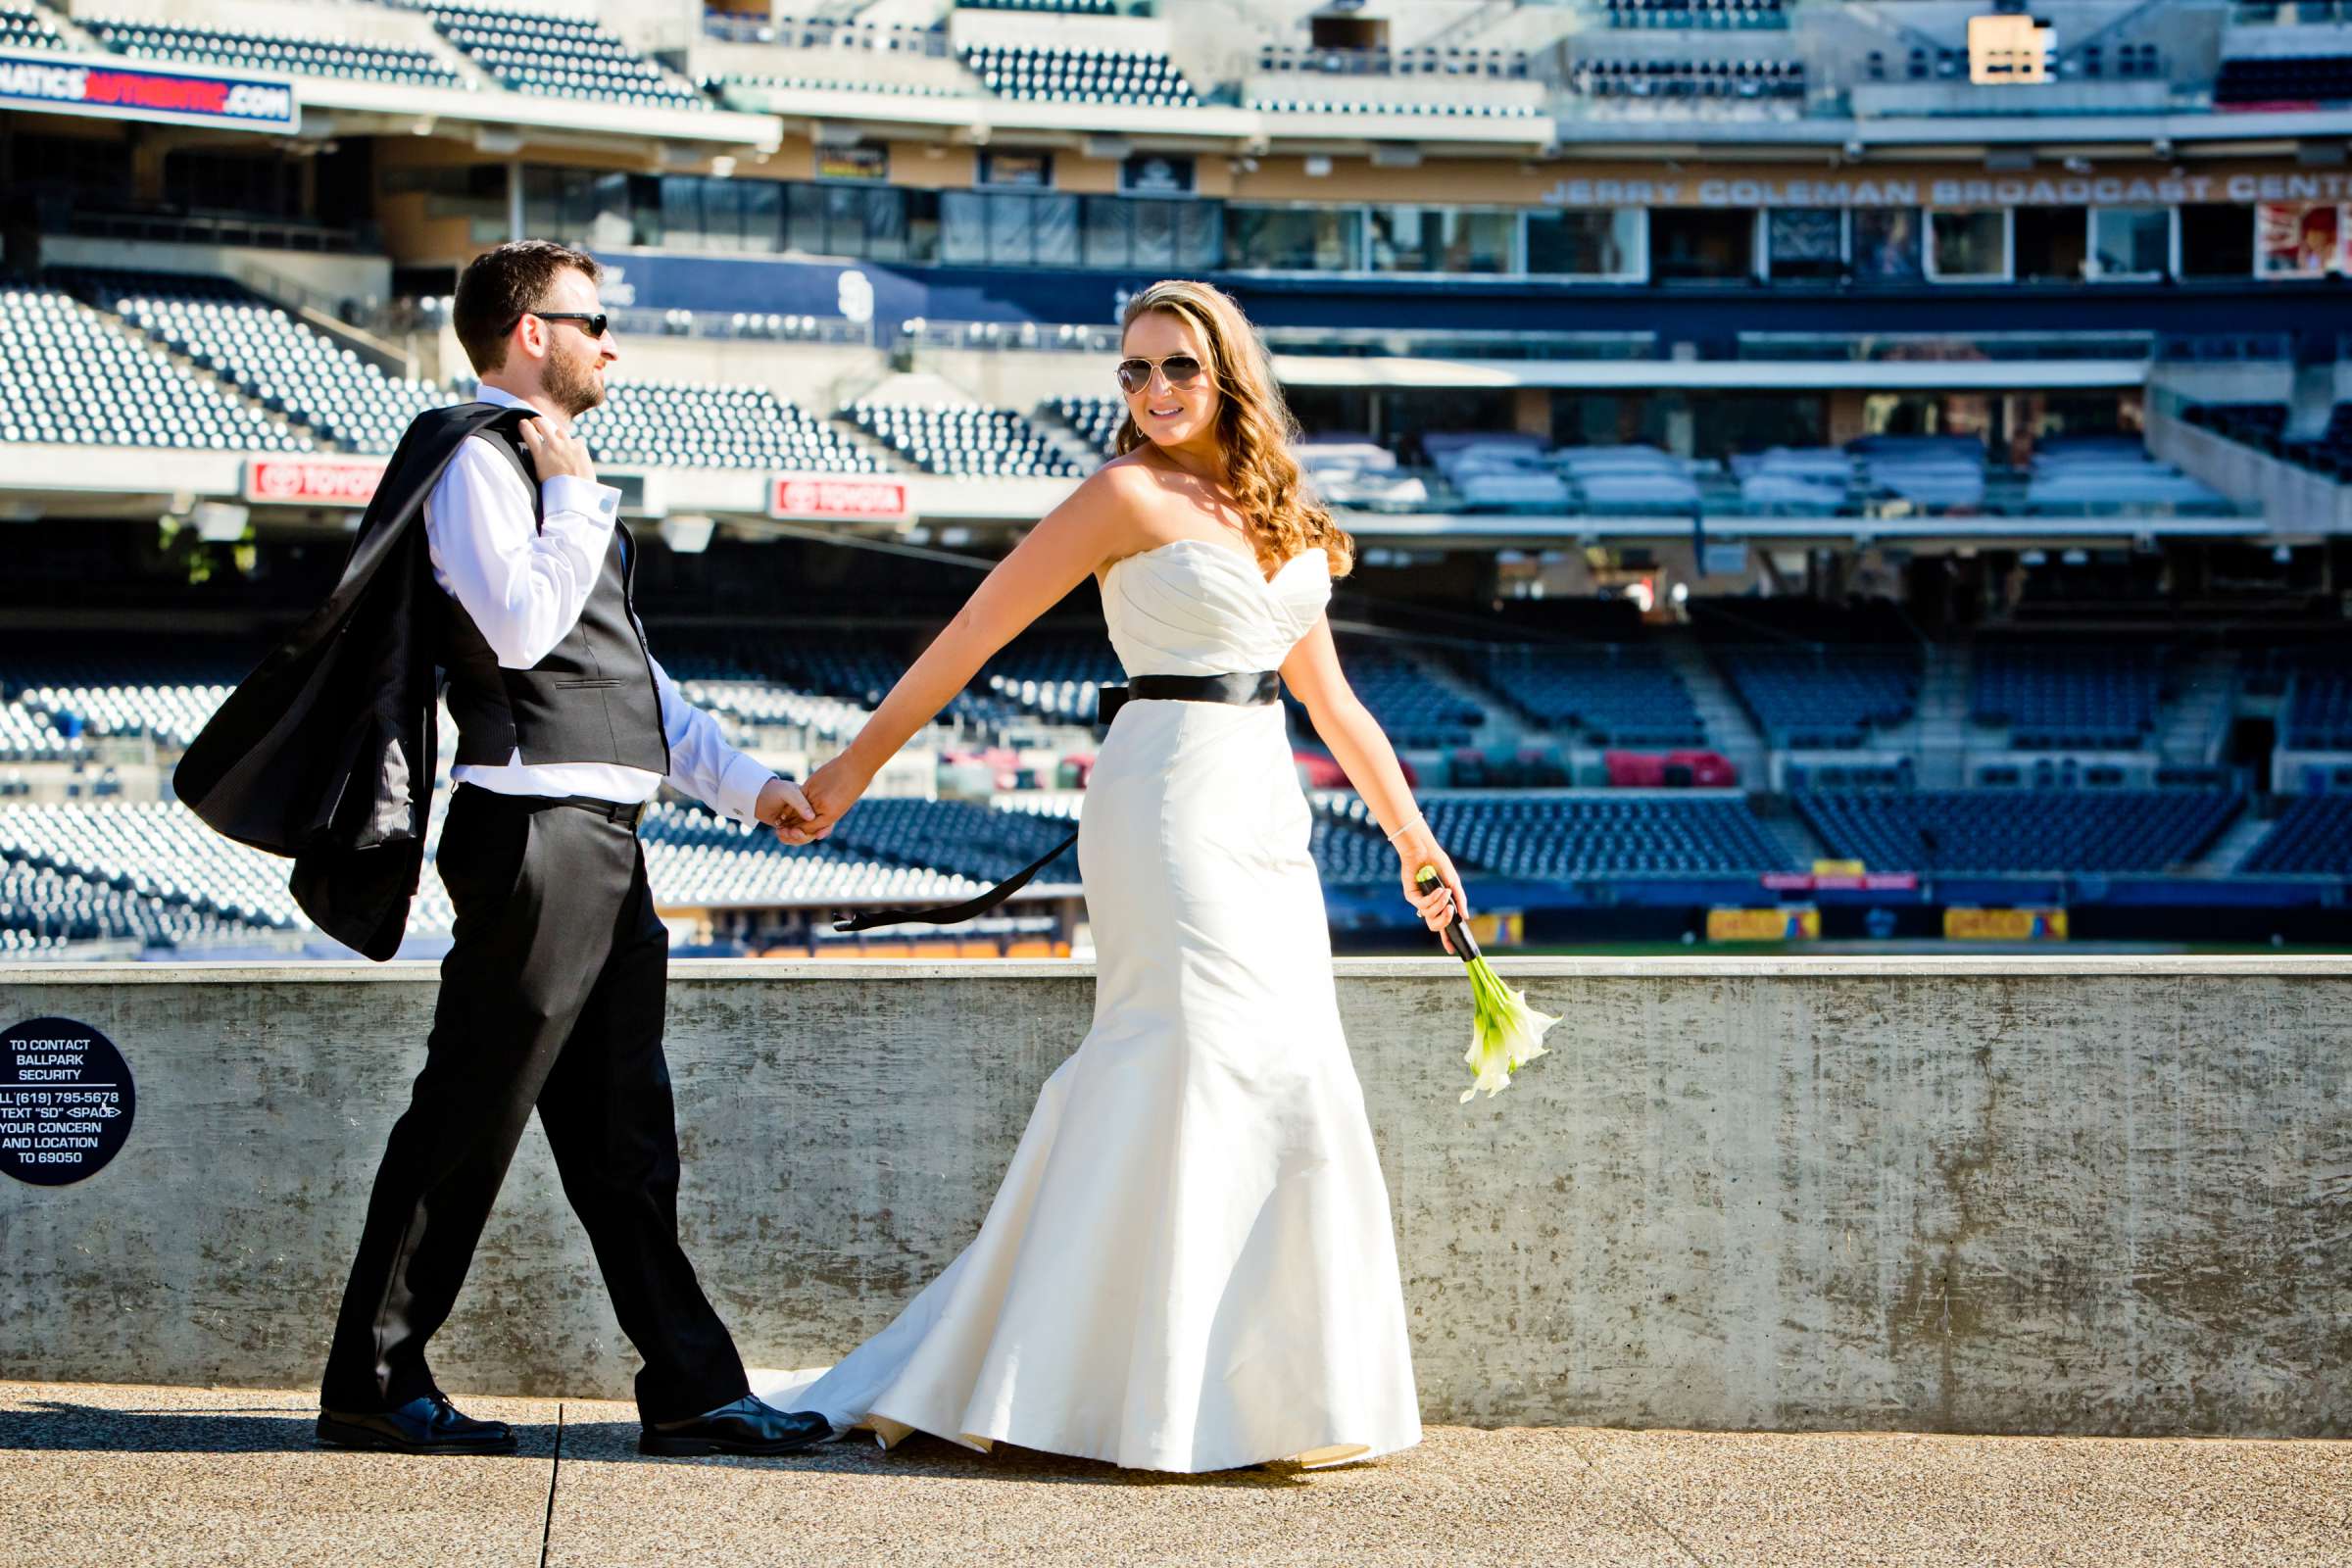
top-left (767, 752), bottom-right (871, 846)
top-left (517, 414), bottom-right (598, 484)
top-left (1393, 824), bottom-right (1471, 956)
top-left (755, 775), bottom-right (817, 841)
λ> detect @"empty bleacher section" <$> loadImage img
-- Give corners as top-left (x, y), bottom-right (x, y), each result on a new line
top-left (639, 803), bottom-right (994, 909)
top-left (0, 281), bottom-right (305, 451)
top-left (1464, 643), bottom-right (1705, 748)
top-left (1305, 644), bottom-right (1488, 751)
top-left (577, 383), bottom-right (879, 471)
top-left (958, 42), bottom-right (1199, 106)
top-left (1254, 44), bottom-right (1529, 77)
top-left (1324, 792), bottom-right (1789, 878)
top-left (2214, 54), bottom-right (2352, 106)
top-left (1045, 395), bottom-right (1123, 458)
top-left (1, 1), bottom-right (68, 50)
top-left (1796, 789), bottom-right (2240, 872)
top-left (960, 0), bottom-right (1119, 13)
top-left (2182, 400), bottom-right (2352, 480)
top-left (65, 270), bottom-right (446, 455)
top-left (2240, 795), bottom-right (2352, 875)
top-left (1603, 0), bottom-right (1788, 27)
top-left (1972, 644), bottom-right (2164, 752)
top-left (846, 403), bottom-right (1086, 478)
top-left (81, 16), bottom-right (466, 88)
top-left (1696, 600), bottom-right (1922, 750)
top-left (426, 3), bottom-right (707, 109)
top-left (1568, 59), bottom-right (1806, 102)
top-left (2283, 664), bottom-right (2352, 751)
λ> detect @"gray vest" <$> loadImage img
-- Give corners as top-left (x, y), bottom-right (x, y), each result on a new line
top-left (437, 427), bottom-right (669, 775)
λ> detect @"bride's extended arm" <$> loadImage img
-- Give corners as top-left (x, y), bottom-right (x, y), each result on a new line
top-left (787, 468), bottom-right (1139, 840)
top-left (1280, 616), bottom-right (1472, 952)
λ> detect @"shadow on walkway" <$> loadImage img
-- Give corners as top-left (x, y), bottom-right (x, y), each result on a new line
top-left (0, 1400), bottom-right (556, 1457)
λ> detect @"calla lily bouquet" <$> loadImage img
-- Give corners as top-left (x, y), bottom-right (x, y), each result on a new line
top-left (1417, 866), bottom-right (1560, 1103)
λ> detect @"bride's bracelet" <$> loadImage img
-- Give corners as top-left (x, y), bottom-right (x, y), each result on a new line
top-left (1384, 810), bottom-right (1428, 846)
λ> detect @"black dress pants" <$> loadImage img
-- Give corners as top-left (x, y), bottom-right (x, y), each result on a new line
top-left (319, 784), bottom-right (751, 1422)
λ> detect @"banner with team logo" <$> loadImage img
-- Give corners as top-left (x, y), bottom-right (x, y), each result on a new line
top-left (0, 51), bottom-right (298, 133)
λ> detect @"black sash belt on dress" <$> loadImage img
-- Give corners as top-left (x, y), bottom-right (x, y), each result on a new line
top-left (831, 670), bottom-right (1284, 934)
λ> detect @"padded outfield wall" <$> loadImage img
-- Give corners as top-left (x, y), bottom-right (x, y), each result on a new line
top-left (0, 957), bottom-right (2344, 1438)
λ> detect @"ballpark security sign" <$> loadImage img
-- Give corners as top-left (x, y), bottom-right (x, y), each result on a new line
top-left (0, 50), bottom-right (298, 134)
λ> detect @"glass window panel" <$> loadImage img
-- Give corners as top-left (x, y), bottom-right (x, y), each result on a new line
top-left (1082, 195), bottom-right (1131, 268)
top-left (987, 191), bottom-right (1035, 264)
top-left (1368, 207), bottom-right (1514, 273)
top-left (737, 179), bottom-right (782, 254)
top-left (1767, 207), bottom-right (1842, 280)
top-left (941, 189), bottom-right (988, 265)
top-left (1851, 206), bottom-right (1924, 281)
top-left (1178, 199), bottom-right (1222, 269)
top-left (905, 188), bottom-right (940, 264)
top-left (821, 184), bottom-right (866, 255)
top-left (660, 175), bottom-right (704, 251)
top-left (1225, 206), bottom-right (1361, 270)
top-left (1525, 209), bottom-right (1641, 278)
top-left (2089, 206), bottom-right (2168, 278)
top-left (863, 185), bottom-right (906, 262)
top-left (1034, 193), bottom-right (1080, 266)
top-left (1929, 208), bottom-right (2006, 278)
top-left (701, 179), bottom-right (746, 252)
top-left (1131, 197), bottom-right (1175, 269)
top-left (786, 183), bottom-right (825, 253)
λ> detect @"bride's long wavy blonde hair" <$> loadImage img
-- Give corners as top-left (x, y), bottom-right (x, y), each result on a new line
top-left (1114, 279), bottom-right (1354, 581)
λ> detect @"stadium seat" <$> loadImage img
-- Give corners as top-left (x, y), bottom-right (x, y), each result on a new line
top-left (1795, 789), bottom-right (2241, 872)
top-left (2240, 794), bottom-right (2352, 875)
top-left (958, 43), bottom-right (1200, 107)
top-left (0, 279), bottom-right (309, 452)
top-left (1, 1), bottom-right (69, 50)
top-left (83, 16), bottom-right (466, 89)
top-left (427, 4), bottom-right (709, 109)
top-left (1465, 643), bottom-right (1707, 747)
top-left (579, 383), bottom-right (878, 471)
top-left (2215, 55), bottom-right (2352, 106)
top-left (1320, 792), bottom-right (1790, 879)
top-left (64, 270), bottom-right (450, 455)
top-left (847, 403), bottom-right (1086, 479)
top-left (1972, 643), bottom-right (2164, 751)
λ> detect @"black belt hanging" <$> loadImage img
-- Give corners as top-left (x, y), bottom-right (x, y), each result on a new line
top-left (832, 670), bottom-right (1284, 934)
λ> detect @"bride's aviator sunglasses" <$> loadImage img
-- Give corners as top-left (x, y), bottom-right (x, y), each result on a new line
top-left (1115, 353), bottom-right (1205, 396)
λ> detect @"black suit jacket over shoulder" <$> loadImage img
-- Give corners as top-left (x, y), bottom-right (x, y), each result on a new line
top-left (174, 401), bottom-right (537, 960)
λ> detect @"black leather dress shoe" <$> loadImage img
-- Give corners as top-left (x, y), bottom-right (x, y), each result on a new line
top-left (638, 1395), bottom-right (832, 1457)
top-left (317, 1395), bottom-right (517, 1455)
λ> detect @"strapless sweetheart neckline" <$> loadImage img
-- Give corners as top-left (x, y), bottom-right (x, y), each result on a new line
top-left (1109, 536), bottom-right (1321, 590)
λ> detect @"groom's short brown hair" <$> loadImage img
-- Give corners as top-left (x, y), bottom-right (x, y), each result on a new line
top-left (453, 240), bottom-right (602, 374)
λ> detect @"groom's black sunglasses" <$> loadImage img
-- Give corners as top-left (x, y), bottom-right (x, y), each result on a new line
top-left (1115, 354), bottom-right (1205, 395)
top-left (514, 310), bottom-right (612, 340)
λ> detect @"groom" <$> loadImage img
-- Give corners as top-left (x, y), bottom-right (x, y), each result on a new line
top-left (176, 239), bottom-right (826, 1457)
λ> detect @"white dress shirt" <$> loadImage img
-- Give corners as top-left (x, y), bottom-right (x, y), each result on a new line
top-left (425, 385), bottom-right (774, 825)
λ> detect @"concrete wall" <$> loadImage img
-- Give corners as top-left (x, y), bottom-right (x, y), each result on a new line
top-left (1, 957), bottom-right (2345, 1438)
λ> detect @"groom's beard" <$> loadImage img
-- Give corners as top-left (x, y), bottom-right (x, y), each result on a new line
top-left (545, 350), bottom-right (606, 419)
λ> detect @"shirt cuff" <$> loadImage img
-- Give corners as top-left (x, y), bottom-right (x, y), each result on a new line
top-left (541, 474), bottom-right (621, 526)
top-left (714, 752), bottom-right (776, 828)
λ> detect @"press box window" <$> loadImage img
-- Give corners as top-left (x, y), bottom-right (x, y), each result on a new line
top-left (1524, 209), bottom-right (1643, 279)
top-left (1367, 206), bottom-right (1514, 273)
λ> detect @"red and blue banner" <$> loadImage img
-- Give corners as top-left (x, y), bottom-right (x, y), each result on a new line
top-left (0, 51), bottom-right (298, 133)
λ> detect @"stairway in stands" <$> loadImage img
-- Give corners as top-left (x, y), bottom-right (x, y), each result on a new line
top-left (2159, 649), bottom-right (2238, 767)
top-left (1655, 632), bottom-right (1768, 787)
top-left (2194, 804), bottom-right (2271, 874)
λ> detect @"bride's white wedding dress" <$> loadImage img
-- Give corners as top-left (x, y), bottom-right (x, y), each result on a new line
top-left (753, 537), bottom-right (1421, 1472)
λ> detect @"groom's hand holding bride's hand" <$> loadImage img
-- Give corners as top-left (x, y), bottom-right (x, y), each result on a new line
top-left (756, 776), bottom-right (819, 844)
top-left (766, 754), bottom-right (871, 846)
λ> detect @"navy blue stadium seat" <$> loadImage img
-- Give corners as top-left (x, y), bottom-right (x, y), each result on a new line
top-left (1795, 789), bottom-right (2241, 873)
top-left (2240, 795), bottom-right (2352, 875)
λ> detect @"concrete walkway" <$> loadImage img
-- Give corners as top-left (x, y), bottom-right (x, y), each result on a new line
top-left (3, 1383), bottom-right (2344, 1566)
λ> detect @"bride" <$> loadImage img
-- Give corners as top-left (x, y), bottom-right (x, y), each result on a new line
top-left (767, 278), bottom-right (1472, 1473)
